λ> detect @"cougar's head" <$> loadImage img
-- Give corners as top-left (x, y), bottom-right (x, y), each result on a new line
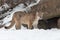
top-left (36, 12), bottom-right (44, 20)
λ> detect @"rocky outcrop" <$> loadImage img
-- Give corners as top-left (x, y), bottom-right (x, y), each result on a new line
top-left (38, 17), bottom-right (59, 29)
top-left (30, 0), bottom-right (60, 29)
top-left (31, 0), bottom-right (60, 20)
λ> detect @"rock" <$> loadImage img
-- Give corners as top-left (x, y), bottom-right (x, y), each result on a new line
top-left (38, 17), bottom-right (59, 29)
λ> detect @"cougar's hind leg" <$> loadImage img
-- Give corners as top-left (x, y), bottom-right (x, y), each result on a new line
top-left (15, 20), bottom-right (21, 30)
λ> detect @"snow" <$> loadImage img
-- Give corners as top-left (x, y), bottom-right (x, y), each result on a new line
top-left (27, 0), bottom-right (40, 7)
top-left (0, 29), bottom-right (60, 40)
top-left (0, 0), bottom-right (60, 40)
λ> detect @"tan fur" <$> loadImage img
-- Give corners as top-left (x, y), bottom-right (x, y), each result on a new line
top-left (4, 11), bottom-right (43, 30)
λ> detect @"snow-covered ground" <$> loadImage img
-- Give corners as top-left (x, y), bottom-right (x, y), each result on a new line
top-left (0, 0), bottom-right (60, 40)
top-left (0, 28), bottom-right (60, 40)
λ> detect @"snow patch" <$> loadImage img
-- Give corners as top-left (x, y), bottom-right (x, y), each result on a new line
top-left (0, 29), bottom-right (60, 40)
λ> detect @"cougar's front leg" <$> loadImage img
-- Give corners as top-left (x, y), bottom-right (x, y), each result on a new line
top-left (57, 18), bottom-right (60, 29)
top-left (28, 22), bottom-right (33, 29)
